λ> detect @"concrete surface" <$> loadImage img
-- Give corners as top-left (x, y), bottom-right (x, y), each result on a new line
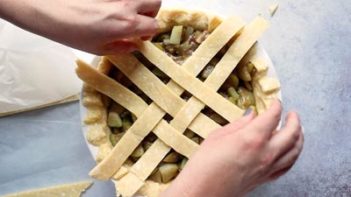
top-left (251, 0), bottom-right (351, 196)
top-left (0, 0), bottom-right (350, 196)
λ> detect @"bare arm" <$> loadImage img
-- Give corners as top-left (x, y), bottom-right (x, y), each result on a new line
top-left (0, 0), bottom-right (161, 54)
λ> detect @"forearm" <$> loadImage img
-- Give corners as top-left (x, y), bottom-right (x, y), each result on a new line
top-left (0, 0), bottom-right (18, 20)
top-left (0, 0), bottom-right (36, 28)
top-left (0, 0), bottom-right (78, 47)
top-left (0, 0), bottom-right (66, 41)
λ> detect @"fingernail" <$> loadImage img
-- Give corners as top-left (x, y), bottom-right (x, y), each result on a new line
top-left (244, 108), bottom-right (252, 116)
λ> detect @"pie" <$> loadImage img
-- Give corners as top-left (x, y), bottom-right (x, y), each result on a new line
top-left (75, 9), bottom-right (281, 197)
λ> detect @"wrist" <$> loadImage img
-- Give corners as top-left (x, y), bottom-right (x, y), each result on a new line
top-left (162, 166), bottom-right (217, 197)
top-left (163, 159), bottom-right (246, 197)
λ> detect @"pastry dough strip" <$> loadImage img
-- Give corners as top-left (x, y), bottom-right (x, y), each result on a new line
top-left (77, 60), bottom-right (217, 177)
top-left (76, 59), bottom-right (148, 116)
top-left (117, 17), bottom-right (269, 196)
top-left (109, 53), bottom-right (243, 121)
top-left (86, 17), bottom-right (243, 180)
top-left (77, 63), bottom-right (196, 176)
top-left (3, 181), bottom-right (92, 197)
top-left (139, 42), bottom-right (244, 121)
top-left (153, 121), bottom-right (200, 158)
top-left (77, 59), bottom-right (217, 138)
top-left (108, 54), bottom-right (184, 116)
top-left (168, 17), bottom-right (269, 141)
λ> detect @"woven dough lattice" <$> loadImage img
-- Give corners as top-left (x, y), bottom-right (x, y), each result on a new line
top-left (76, 10), bottom-right (280, 197)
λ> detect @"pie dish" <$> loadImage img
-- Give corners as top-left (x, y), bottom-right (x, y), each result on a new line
top-left (76, 9), bottom-right (281, 197)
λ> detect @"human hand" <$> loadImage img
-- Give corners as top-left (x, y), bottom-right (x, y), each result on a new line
top-left (163, 100), bottom-right (304, 197)
top-left (0, 0), bottom-right (161, 54)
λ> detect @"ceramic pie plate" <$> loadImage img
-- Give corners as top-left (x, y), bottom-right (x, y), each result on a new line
top-left (76, 9), bottom-right (282, 196)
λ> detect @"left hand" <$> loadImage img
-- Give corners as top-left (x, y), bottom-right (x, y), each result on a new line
top-left (163, 100), bottom-right (304, 197)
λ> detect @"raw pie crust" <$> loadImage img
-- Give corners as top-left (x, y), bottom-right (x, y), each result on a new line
top-left (76, 9), bottom-right (280, 197)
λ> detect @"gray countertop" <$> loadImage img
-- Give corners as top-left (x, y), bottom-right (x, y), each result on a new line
top-left (0, 0), bottom-right (350, 196)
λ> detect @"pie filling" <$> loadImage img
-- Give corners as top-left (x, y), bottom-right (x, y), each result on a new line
top-left (106, 25), bottom-right (257, 184)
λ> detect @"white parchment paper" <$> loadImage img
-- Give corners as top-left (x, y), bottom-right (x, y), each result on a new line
top-left (0, 20), bottom-right (82, 116)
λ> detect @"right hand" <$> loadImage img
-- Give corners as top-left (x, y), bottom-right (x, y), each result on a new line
top-left (0, 0), bottom-right (162, 54)
top-left (163, 100), bottom-right (304, 197)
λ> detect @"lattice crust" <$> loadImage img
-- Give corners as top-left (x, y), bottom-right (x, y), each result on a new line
top-left (77, 9), bottom-right (281, 197)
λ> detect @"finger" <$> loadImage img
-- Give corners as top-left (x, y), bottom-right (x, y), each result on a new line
top-left (206, 111), bottom-right (255, 142)
top-left (132, 15), bottom-right (159, 37)
top-left (243, 99), bottom-right (282, 139)
top-left (135, 0), bottom-right (162, 17)
top-left (143, 11), bottom-right (159, 18)
top-left (270, 131), bottom-right (304, 174)
top-left (267, 165), bottom-right (293, 181)
top-left (216, 111), bottom-right (256, 137)
top-left (227, 110), bottom-right (256, 130)
top-left (101, 40), bottom-right (138, 55)
top-left (141, 36), bottom-right (152, 41)
top-left (270, 112), bottom-right (302, 159)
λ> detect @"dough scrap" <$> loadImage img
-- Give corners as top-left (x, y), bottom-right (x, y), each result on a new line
top-left (3, 181), bottom-right (92, 197)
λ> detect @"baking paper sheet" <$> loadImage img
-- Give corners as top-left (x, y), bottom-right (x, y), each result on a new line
top-left (0, 20), bottom-right (82, 116)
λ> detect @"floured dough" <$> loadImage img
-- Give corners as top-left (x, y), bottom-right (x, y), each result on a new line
top-left (2, 181), bottom-right (92, 197)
